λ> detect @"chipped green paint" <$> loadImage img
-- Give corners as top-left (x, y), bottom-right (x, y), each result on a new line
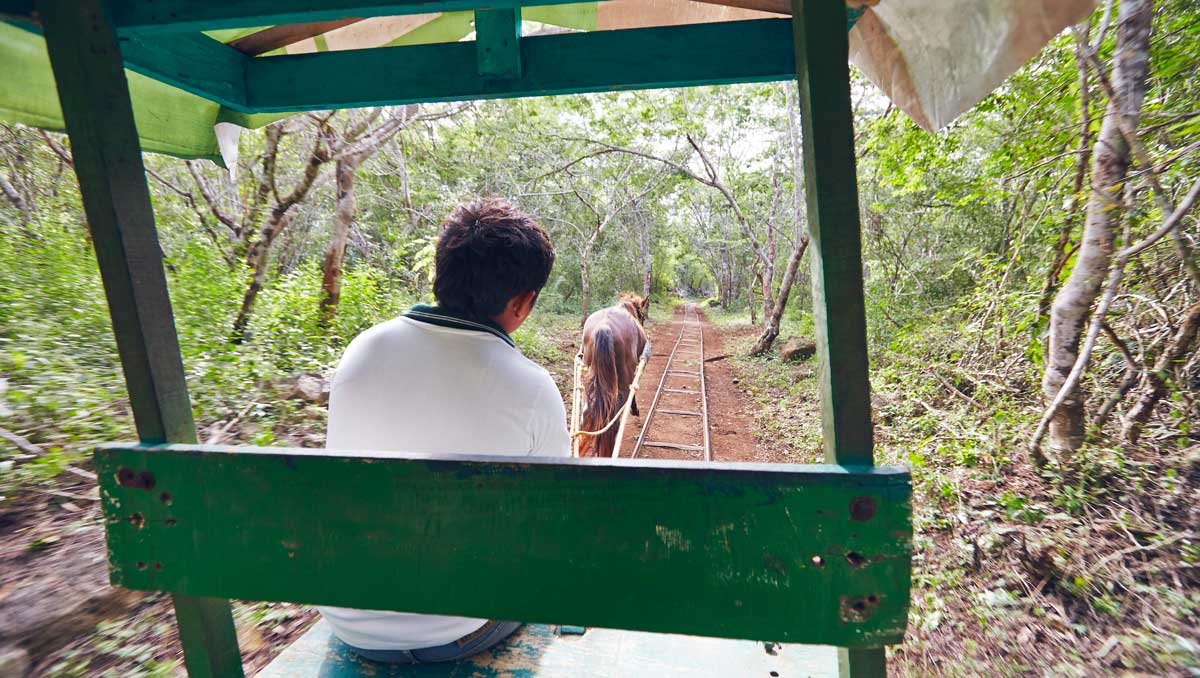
top-left (97, 443), bottom-right (912, 647)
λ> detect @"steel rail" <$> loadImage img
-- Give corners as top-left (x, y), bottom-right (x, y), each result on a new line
top-left (632, 304), bottom-right (712, 461)
top-left (697, 306), bottom-right (711, 461)
top-left (630, 311), bottom-right (687, 459)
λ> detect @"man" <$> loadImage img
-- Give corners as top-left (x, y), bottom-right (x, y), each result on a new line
top-left (318, 197), bottom-right (570, 664)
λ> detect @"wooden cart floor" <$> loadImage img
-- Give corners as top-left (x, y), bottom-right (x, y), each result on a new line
top-left (258, 620), bottom-right (838, 677)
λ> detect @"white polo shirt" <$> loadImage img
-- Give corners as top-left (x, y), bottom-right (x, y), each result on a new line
top-left (317, 307), bottom-right (571, 650)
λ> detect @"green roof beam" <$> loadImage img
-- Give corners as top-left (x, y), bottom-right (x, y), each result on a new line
top-left (120, 33), bottom-right (249, 110)
top-left (4, 18), bottom-right (251, 113)
top-left (246, 19), bottom-right (796, 113)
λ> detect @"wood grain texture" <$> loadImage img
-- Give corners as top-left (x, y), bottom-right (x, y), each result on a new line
top-left (36, 3), bottom-right (243, 674)
top-left (228, 19), bottom-right (364, 55)
top-left (245, 19), bottom-right (796, 112)
top-left (791, 0), bottom-right (875, 467)
top-left (690, 0), bottom-right (790, 16)
top-left (97, 443), bottom-right (912, 647)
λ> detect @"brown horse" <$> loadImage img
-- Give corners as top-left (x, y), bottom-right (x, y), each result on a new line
top-left (578, 293), bottom-right (649, 457)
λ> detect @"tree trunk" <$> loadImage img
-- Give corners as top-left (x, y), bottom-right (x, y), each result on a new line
top-left (1122, 300), bottom-right (1200, 441)
top-left (722, 254), bottom-right (734, 308)
top-left (320, 154), bottom-right (362, 323)
top-left (397, 140), bottom-right (419, 234)
top-left (1042, 0), bottom-right (1153, 457)
top-left (232, 207), bottom-right (296, 343)
top-left (750, 83), bottom-right (810, 356)
top-left (749, 270), bottom-right (759, 325)
top-left (722, 257), bottom-right (734, 308)
top-left (761, 228), bottom-right (776, 322)
top-left (1038, 24), bottom-right (1094, 330)
top-left (641, 238), bottom-right (652, 299)
top-left (1, 173), bottom-right (30, 216)
top-left (636, 210), bottom-right (653, 298)
top-left (580, 252), bottom-right (591, 326)
top-left (750, 235), bottom-right (809, 356)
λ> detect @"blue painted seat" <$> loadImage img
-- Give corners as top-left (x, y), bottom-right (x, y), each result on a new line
top-left (259, 621), bottom-right (838, 678)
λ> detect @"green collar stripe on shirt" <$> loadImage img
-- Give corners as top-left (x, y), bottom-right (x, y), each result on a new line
top-left (403, 304), bottom-right (516, 348)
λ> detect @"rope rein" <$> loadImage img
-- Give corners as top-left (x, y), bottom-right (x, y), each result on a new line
top-left (571, 364), bottom-right (643, 440)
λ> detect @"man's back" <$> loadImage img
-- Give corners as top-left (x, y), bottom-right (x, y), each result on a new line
top-left (318, 313), bottom-right (570, 650)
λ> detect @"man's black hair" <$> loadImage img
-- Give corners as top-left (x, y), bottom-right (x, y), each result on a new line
top-left (433, 197), bottom-right (555, 320)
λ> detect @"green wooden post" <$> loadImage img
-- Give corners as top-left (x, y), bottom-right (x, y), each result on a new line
top-left (790, 0), bottom-right (884, 676)
top-left (36, 1), bottom-right (243, 676)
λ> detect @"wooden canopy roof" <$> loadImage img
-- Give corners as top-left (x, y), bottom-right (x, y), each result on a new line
top-left (0, 0), bottom-right (1095, 162)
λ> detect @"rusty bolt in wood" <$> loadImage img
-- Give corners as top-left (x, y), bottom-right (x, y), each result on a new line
top-left (849, 496), bottom-right (876, 521)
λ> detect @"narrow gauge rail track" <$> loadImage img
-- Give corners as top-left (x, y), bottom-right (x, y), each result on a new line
top-left (632, 304), bottom-right (711, 461)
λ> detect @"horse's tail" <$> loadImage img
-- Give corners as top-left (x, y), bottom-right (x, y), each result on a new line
top-left (581, 326), bottom-right (620, 457)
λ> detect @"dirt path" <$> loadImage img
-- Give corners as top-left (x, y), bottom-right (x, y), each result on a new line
top-left (617, 305), bottom-right (761, 462)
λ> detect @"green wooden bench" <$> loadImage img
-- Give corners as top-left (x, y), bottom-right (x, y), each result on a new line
top-left (98, 444), bottom-right (910, 676)
top-left (15, 0), bottom-right (914, 674)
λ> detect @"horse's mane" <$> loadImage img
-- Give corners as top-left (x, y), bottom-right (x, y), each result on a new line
top-left (619, 292), bottom-right (648, 324)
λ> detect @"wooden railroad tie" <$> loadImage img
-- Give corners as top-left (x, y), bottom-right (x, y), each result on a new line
top-left (659, 409), bottom-right (701, 417)
top-left (665, 388), bottom-right (699, 394)
top-left (667, 370), bottom-right (700, 378)
top-left (642, 441), bottom-right (705, 452)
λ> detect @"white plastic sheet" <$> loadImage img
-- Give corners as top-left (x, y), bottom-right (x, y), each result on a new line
top-left (849, 0), bottom-right (1098, 130)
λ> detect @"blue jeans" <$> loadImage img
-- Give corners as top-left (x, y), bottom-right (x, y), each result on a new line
top-left (347, 621), bottom-right (522, 664)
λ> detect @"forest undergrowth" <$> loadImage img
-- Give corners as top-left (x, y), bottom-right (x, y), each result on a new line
top-left (710, 299), bottom-right (1199, 677)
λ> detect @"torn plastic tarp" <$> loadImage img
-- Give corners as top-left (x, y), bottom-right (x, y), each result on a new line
top-left (849, 0), bottom-right (1099, 130)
